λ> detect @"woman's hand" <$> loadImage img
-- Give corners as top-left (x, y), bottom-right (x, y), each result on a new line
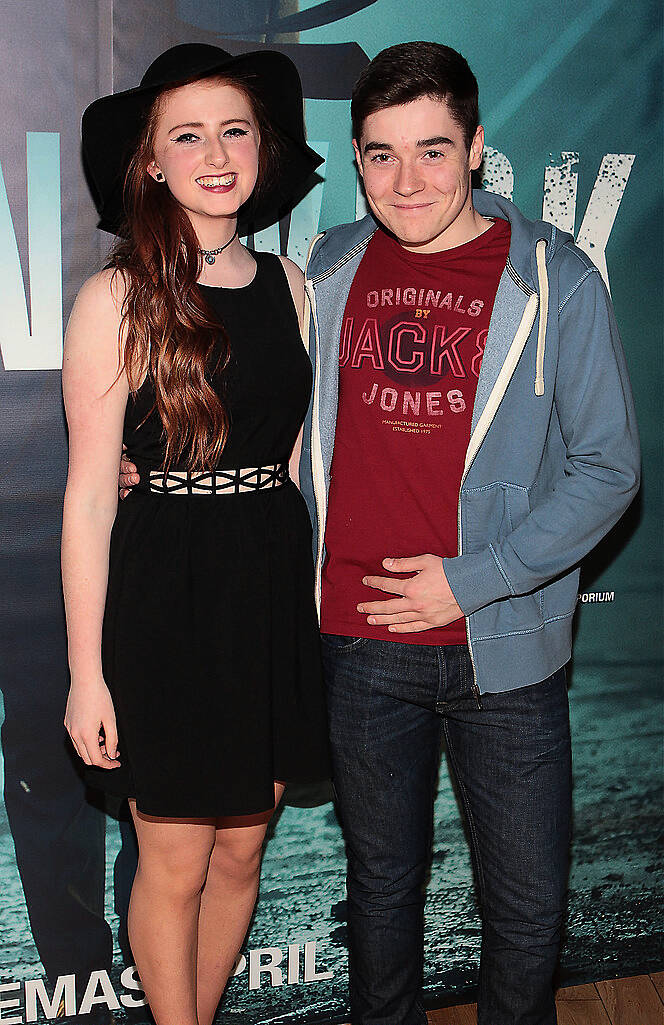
top-left (64, 678), bottom-right (121, 769)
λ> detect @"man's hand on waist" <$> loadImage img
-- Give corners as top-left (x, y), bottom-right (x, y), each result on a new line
top-left (357, 554), bottom-right (464, 633)
top-left (119, 443), bottom-right (140, 499)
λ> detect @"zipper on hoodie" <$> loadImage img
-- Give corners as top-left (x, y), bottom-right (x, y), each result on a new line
top-left (456, 467), bottom-right (481, 707)
top-left (304, 278), bottom-right (326, 611)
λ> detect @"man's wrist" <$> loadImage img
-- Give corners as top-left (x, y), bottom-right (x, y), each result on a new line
top-left (442, 548), bottom-right (511, 617)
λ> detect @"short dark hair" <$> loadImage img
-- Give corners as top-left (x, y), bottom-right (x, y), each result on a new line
top-left (351, 41), bottom-right (479, 151)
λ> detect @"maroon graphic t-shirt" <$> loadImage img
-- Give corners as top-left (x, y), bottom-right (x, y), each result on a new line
top-left (320, 218), bottom-right (511, 645)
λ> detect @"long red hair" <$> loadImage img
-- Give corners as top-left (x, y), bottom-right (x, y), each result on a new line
top-left (109, 74), bottom-right (281, 473)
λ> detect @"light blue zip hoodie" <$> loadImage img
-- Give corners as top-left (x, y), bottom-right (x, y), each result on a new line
top-left (299, 190), bottom-right (640, 694)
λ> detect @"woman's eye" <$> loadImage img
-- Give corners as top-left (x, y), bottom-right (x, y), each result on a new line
top-left (173, 133), bottom-right (199, 144)
top-left (224, 127), bottom-right (249, 138)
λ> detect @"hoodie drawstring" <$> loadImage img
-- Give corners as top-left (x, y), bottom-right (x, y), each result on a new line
top-left (534, 239), bottom-right (548, 396)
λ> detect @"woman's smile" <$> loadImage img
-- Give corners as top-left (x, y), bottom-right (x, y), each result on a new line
top-left (196, 173), bottom-right (238, 192)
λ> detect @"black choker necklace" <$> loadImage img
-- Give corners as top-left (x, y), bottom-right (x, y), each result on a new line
top-left (199, 228), bottom-right (238, 265)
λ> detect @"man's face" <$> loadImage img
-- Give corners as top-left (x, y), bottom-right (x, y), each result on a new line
top-left (353, 94), bottom-right (484, 253)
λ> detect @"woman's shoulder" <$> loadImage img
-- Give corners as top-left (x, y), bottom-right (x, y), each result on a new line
top-left (75, 266), bottom-right (128, 315)
top-left (65, 267), bottom-right (129, 369)
top-left (275, 254), bottom-right (304, 283)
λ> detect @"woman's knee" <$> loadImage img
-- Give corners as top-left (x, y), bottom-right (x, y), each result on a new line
top-left (136, 833), bottom-right (215, 898)
top-left (208, 829), bottom-right (264, 885)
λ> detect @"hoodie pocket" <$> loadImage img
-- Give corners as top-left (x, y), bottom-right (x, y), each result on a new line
top-left (464, 483), bottom-right (545, 637)
top-left (464, 482), bottom-right (530, 549)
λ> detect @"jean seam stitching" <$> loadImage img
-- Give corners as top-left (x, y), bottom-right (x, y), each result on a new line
top-left (436, 645), bottom-right (446, 708)
top-left (443, 718), bottom-right (487, 903)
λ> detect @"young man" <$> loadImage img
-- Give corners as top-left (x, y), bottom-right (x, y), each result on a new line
top-left (120, 41), bottom-right (639, 1025)
top-left (298, 42), bottom-right (639, 1025)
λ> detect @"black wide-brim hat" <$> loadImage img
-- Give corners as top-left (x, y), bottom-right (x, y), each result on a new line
top-left (82, 43), bottom-right (323, 236)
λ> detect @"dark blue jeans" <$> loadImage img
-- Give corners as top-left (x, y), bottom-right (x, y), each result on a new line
top-left (322, 636), bottom-right (572, 1025)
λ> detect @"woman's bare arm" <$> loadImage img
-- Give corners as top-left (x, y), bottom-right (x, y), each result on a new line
top-left (61, 269), bottom-right (128, 768)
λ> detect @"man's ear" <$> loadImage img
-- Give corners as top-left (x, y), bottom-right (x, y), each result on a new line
top-left (352, 139), bottom-right (364, 179)
top-left (469, 125), bottom-right (485, 173)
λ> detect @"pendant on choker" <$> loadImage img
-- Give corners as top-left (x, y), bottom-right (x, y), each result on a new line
top-left (199, 228), bottom-right (238, 266)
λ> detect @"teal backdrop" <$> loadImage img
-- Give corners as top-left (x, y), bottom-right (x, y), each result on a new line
top-left (0, 1), bottom-right (661, 1021)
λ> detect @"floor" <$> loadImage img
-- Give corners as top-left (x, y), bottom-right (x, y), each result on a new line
top-left (424, 974), bottom-right (664, 1024)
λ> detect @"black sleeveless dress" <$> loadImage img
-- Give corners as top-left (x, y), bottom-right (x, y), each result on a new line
top-left (87, 252), bottom-right (330, 817)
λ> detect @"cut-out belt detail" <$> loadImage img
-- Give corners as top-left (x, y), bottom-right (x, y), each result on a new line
top-left (148, 463), bottom-right (289, 495)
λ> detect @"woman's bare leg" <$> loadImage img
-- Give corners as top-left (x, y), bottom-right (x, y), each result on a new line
top-left (196, 783), bottom-right (285, 1025)
top-left (128, 801), bottom-right (216, 1025)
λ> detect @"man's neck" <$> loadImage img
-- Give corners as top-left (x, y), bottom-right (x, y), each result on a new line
top-left (399, 209), bottom-right (494, 255)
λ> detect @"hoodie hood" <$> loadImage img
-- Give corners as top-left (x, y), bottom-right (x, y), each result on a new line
top-left (472, 190), bottom-right (576, 399)
top-left (472, 189), bottom-right (573, 292)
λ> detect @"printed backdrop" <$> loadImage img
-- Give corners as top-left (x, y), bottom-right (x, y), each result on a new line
top-left (0, 0), bottom-right (662, 1021)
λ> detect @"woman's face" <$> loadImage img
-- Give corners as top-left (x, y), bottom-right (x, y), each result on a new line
top-left (147, 78), bottom-right (260, 237)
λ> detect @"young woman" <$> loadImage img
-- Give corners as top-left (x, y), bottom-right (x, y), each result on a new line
top-left (62, 43), bottom-right (329, 1025)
